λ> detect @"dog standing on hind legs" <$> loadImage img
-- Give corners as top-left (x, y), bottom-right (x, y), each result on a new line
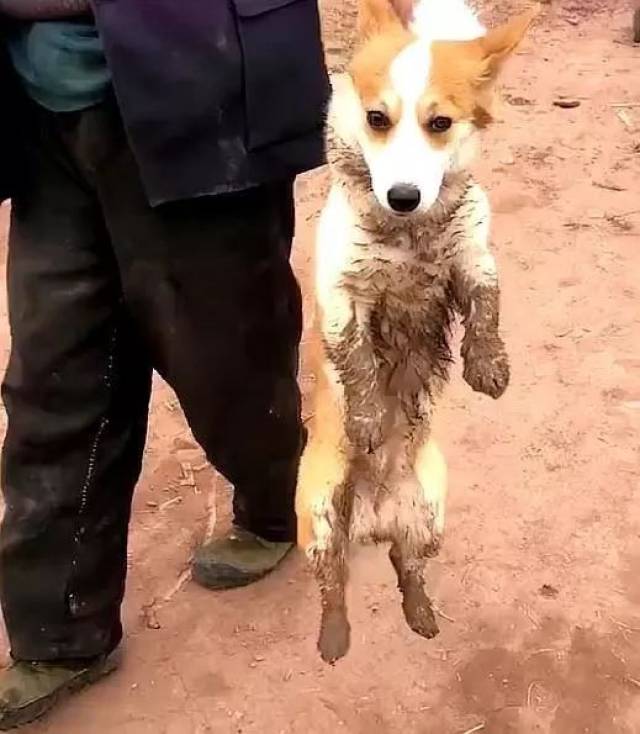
top-left (296, 0), bottom-right (537, 664)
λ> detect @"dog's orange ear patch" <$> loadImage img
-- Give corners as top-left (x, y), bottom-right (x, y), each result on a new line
top-left (351, 27), bottom-right (415, 103)
top-left (357, 0), bottom-right (413, 38)
top-left (429, 6), bottom-right (537, 128)
top-left (477, 7), bottom-right (538, 82)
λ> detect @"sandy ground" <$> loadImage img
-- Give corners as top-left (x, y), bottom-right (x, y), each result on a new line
top-left (0, 1), bottom-right (639, 732)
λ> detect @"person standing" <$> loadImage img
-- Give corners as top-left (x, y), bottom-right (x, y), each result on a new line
top-left (0, 0), bottom-right (328, 728)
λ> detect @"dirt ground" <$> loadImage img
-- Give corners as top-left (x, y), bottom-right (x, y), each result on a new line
top-left (0, 1), bottom-right (639, 732)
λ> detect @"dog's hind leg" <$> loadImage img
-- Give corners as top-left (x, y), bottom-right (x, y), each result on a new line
top-left (389, 540), bottom-right (439, 639)
top-left (296, 351), bottom-right (352, 663)
top-left (389, 438), bottom-right (447, 639)
top-left (299, 465), bottom-right (352, 665)
top-left (312, 487), bottom-right (351, 664)
top-left (300, 462), bottom-right (352, 664)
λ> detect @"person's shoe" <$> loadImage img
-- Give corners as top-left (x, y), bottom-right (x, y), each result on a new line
top-left (193, 527), bottom-right (293, 590)
top-left (0, 653), bottom-right (118, 730)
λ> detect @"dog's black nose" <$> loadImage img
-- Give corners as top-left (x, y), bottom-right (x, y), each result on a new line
top-left (387, 184), bottom-right (421, 213)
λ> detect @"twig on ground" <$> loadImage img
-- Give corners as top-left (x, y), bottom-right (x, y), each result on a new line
top-left (159, 496), bottom-right (182, 512)
top-left (461, 724), bottom-right (485, 734)
top-left (523, 605), bottom-right (541, 628)
top-left (616, 109), bottom-right (634, 130)
top-left (593, 181), bottom-right (626, 192)
top-left (162, 566), bottom-right (193, 603)
top-left (204, 479), bottom-right (218, 543)
top-left (461, 562), bottom-right (476, 587)
top-left (527, 681), bottom-right (538, 707)
top-left (434, 606), bottom-right (456, 623)
top-left (610, 616), bottom-right (640, 633)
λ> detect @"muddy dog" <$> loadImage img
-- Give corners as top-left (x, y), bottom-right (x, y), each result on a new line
top-left (296, 0), bottom-right (536, 663)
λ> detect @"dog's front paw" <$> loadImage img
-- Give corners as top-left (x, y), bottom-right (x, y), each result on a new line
top-left (462, 336), bottom-right (510, 399)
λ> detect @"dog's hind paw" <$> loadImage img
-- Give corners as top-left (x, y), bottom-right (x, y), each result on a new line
top-left (318, 610), bottom-right (351, 664)
top-left (402, 588), bottom-right (440, 640)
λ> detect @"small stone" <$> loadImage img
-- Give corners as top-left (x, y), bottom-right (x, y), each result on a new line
top-left (506, 95), bottom-right (534, 106)
top-left (540, 584), bottom-right (559, 599)
top-left (553, 99), bottom-right (581, 109)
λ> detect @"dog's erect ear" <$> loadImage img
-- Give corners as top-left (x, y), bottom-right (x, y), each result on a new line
top-left (357, 0), bottom-right (414, 38)
top-left (477, 6), bottom-right (538, 82)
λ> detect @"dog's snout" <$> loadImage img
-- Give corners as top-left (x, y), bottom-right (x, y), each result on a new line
top-left (387, 184), bottom-right (421, 213)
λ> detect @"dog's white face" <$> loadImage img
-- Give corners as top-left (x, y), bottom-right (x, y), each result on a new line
top-left (331, 0), bottom-right (536, 216)
top-left (352, 38), bottom-right (479, 215)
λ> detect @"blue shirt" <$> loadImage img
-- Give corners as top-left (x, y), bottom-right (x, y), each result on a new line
top-left (7, 21), bottom-right (110, 113)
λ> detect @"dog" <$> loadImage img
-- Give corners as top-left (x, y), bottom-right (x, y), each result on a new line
top-left (296, 0), bottom-right (536, 664)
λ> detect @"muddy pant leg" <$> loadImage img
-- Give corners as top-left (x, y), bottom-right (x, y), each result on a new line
top-left (157, 184), bottom-right (304, 543)
top-left (0, 111), bottom-right (152, 661)
top-left (95, 114), bottom-right (303, 543)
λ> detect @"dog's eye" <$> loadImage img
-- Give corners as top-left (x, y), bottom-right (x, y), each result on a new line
top-left (367, 110), bottom-right (392, 130)
top-left (428, 116), bottom-right (453, 133)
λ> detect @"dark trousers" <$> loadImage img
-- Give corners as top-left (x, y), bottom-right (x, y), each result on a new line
top-left (0, 101), bottom-right (304, 661)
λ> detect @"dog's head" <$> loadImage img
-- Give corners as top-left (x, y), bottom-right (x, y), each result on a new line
top-left (330, 0), bottom-right (537, 215)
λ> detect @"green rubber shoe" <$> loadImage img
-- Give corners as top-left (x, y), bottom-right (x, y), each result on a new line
top-left (0, 653), bottom-right (118, 730)
top-left (193, 527), bottom-right (293, 590)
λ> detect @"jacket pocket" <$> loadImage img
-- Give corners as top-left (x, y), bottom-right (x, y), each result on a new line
top-left (232, 0), bottom-right (328, 151)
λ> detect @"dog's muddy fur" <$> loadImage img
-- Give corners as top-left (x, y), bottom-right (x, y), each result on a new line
top-left (295, 0), bottom-right (530, 664)
top-left (297, 156), bottom-right (510, 662)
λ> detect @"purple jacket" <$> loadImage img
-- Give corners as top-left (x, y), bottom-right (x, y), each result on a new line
top-left (1, 0), bottom-right (329, 204)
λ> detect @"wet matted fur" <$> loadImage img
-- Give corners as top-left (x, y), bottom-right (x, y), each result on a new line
top-left (296, 0), bottom-right (536, 663)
